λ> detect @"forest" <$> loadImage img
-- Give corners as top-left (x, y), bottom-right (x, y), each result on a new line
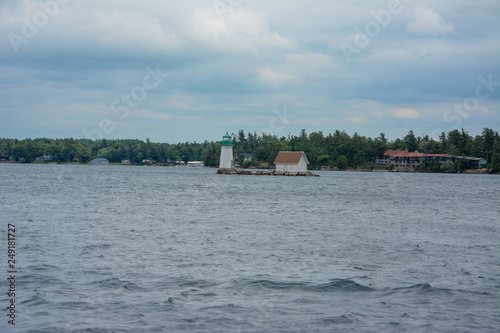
top-left (1, 128), bottom-right (499, 173)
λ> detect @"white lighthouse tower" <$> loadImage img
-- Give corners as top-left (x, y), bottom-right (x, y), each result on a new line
top-left (218, 132), bottom-right (235, 170)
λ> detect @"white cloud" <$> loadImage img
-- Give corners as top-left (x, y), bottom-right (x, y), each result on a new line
top-left (254, 52), bottom-right (335, 88)
top-left (185, 8), bottom-right (296, 54)
top-left (407, 6), bottom-right (454, 36)
top-left (285, 52), bottom-right (336, 77)
top-left (255, 66), bottom-right (296, 88)
top-left (346, 116), bottom-right (366, 124)
top-left (132, 109), bottom-right (171, 121)
top-left (92, 11), bottom-right (183, 52)
top-left (393, 108), bottom-right (420, 119)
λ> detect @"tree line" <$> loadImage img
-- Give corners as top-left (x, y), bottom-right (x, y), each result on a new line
top-left (0, 128), bottom-right (499, 172)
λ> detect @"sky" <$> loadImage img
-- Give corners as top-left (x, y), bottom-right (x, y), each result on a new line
top-left (1, 0), bottom-right (499, 143)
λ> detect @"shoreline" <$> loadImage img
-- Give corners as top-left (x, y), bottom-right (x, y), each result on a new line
top-left (0, 161), bottom-right (496, 175)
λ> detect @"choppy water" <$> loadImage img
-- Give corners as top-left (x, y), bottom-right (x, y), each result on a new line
top-left (0, 163), bottom-right (499, 332)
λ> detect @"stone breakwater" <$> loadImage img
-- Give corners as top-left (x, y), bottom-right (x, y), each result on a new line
top-left (217, 169), bottom-right (319, 177)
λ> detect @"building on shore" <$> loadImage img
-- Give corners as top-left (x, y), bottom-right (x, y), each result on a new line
top-left (34, 154), bottom-right (63, 162)
top-left (377, 149), bottom-right (486, 169)
top-left (90, 158), bottom-right (109, 165)
top-left (453, 156), bottom-right (487, 169)
top-left (187, 161), bottom-right (204, 167)
top-left (274, 151), bottom-right (309, 173)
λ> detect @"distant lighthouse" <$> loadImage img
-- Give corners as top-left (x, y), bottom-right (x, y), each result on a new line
top-left (219, 132), bottom-right (235, 170)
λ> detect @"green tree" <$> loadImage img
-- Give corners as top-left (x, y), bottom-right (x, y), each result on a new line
top-left (482, 127), bottom-right (495, 163)
top-left (336, 155), bottom-right (348, 169)
top-left (441, 160), bottom-right (456, 173)
top-left (439, 132), bottom-right (447, 153)
top-left (375, 133), bottom-right (388, 156)
top-left (403, 130), bottom-right (418, 152)
top-left (317, 154), bottom-right (331, 166)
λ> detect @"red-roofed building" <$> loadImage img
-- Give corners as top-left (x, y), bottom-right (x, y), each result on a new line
top-left (377, 149), bottom-right (487, 170)
top-left (377, 149), bottom-right (450, 169)
top-left (274, 151), bottom-right (309, 172)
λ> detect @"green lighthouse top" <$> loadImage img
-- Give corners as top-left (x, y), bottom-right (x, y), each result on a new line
top-left (220, 132), bottom-right (234, 145)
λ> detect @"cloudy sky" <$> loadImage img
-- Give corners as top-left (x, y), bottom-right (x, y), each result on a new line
top-left (1, 0), bottom-right (499, 143)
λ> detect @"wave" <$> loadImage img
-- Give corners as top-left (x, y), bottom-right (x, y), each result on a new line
top-left (178, 279), bottom-right (221, 289)
top-left (21, 290), bottom-right (49, 306)
top-left (234, 278), bottom-right (374, 293)
top-left (25, 264), bottom-right (61, 271)
top-left (393, 282), bottom-right (434, 293)
top-left (388, 283), bottom-right (492, 297)
top-left (88, 278), bottom-right (145, 291)
top-left (25, 327), bottom-right (127, 333)
top-left (305, 279), bottom-right (374, 292)
top-left (81, 243), bottom-right (113, 251)
top-left (320, 314), bottom-right (356, 324)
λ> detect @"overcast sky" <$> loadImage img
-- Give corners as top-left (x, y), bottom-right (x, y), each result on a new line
top-left (1, 0), bottom-right (499, 143)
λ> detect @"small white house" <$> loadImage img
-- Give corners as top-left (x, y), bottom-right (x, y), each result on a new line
top-left (274, 151), bottom-right (309, 172)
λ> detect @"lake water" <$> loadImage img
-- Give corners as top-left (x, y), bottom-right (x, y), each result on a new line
top-left (0, 163), bottom-right (499, 332)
